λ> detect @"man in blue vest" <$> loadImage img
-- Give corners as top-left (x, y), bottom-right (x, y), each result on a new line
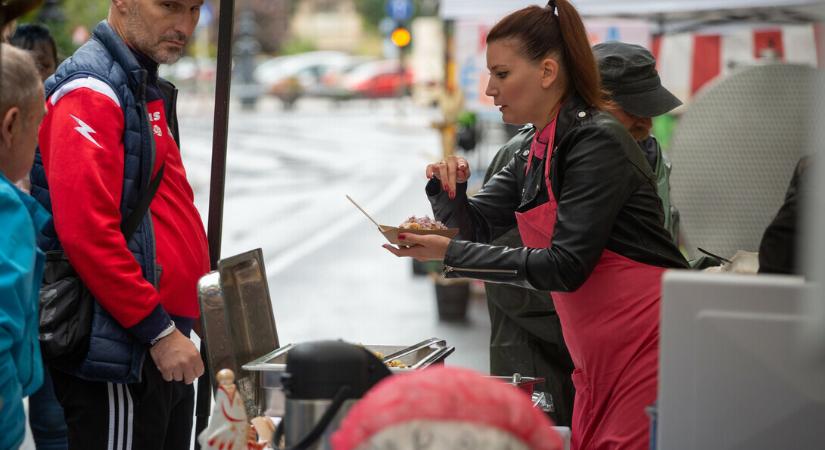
top-left (32, 1), bottom-right (209, 448)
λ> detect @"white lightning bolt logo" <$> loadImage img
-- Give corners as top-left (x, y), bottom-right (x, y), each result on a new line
top-left (70, 114), bottom-right (102, 148)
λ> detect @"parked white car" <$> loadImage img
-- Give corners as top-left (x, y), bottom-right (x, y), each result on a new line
top-left (254, 51), bottom-right (355, 107)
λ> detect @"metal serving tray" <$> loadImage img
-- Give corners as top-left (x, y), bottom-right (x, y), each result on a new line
top-left (243, 338), bottom-right (454, 416)
top-left (244, 338), bottom-right (454, 387)
top-left (198, 248), bottom-right (280, 417)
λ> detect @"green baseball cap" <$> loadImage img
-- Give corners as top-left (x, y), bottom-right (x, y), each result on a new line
top-left (593, 41), bottom-right (683, 117)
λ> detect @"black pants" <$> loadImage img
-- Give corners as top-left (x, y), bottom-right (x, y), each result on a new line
top-left (51, 357), bottom-right (194, 450)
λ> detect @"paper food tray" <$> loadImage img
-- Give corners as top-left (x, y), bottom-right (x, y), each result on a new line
top-left (379, 225), bottom-right (459, 246)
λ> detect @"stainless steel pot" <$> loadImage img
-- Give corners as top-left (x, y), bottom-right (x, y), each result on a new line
top-left (282, 398), bottom-right (357, 450)
top-left (488, 373), bottom-right (545, 396)
top-left (488, 373), bottom-right (554, 412)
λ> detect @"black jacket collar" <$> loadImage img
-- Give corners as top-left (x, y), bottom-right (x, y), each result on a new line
top-left (129, 48), bottom-right (160, 85)
top-left (92, 21), bottom-right (146, 88)
top-left (553, 94), bottom-right (594, 144)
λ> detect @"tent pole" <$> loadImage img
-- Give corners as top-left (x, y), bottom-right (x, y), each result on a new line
top-left (195, 0), bottom-right (235, 446)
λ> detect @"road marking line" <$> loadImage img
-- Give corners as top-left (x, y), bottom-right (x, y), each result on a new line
top-left (264, 173), bottom-right (416, 275)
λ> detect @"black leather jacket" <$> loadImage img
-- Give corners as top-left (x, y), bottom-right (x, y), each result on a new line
top-left (429, 96), bottom-right (688, 292)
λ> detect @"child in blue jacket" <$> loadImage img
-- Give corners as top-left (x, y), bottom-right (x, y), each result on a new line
top-left (0, 43), bottom-right (48, 450)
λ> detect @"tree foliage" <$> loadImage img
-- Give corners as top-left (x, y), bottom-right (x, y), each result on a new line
top-left (20, 0), bottom-right (109, 58)
top-left (20, 0), bottom-right (436, 57)
top-left (354, 0), bottom-right (387, 32)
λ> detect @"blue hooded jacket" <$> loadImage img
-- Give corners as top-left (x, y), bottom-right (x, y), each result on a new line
top-left (0, 173), bottom-right (48, 450)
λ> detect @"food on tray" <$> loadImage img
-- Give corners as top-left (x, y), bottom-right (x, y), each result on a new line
top-left (381, 218), bottom-right (458, 246)
top-left (370, 350), bottom-right (409, 369)
top-left (399, 215), bottom-right (447, 231)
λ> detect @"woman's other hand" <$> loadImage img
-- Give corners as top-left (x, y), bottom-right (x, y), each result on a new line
top-left (382, 234), bottom-right (451, 261)
top-left (426, 156), bottom-right (471, 200)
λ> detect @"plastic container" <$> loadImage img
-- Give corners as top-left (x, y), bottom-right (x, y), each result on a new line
top-left (433, 277), bottom-right (470, 321)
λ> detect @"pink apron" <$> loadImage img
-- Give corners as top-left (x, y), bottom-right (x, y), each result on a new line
top-left (516, 118), bottom-right (664, 450)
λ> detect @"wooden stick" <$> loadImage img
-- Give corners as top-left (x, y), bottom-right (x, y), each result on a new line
top-left (346, 195), bottom-right (386, 232)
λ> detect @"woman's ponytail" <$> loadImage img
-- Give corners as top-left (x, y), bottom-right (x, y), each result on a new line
top-left (555, 0), bottom-right (605, 109)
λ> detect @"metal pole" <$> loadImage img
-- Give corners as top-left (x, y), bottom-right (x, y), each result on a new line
top-left (195, 0), bottom-right (235, 446)
top-left (207, 0), bottom-right (235, 267)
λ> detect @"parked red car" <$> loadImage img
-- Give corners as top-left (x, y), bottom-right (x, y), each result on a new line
top-left (339, 59), bottom-right (413, 99)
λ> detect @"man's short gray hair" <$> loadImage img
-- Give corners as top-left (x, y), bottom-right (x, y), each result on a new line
top-left (0, 43), bottom-right (42, 117)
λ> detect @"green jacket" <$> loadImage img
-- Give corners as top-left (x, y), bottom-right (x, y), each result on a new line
top-left (639, 136), bottom-right (679, 244)
top-left (481, 127), bottom-right (575, 426)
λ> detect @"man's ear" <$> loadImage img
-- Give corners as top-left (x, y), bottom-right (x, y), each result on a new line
top-left (111, 0), bottom-right (131, 14)
top-left (540, 57), bottom-right (560, 89)
top-left (1, 107), bottom-right (20, 150)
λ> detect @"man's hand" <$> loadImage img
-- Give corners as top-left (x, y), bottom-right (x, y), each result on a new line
top-left (149, 329), bottom-right (204, 384)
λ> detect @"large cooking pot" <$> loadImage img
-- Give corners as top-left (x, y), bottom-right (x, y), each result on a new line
top-left (277, 340), bottom-right (392, 450)
top-left (243, 338), bottom-right (454, 449)
top-left (243, 337), bottom-right (454, 417)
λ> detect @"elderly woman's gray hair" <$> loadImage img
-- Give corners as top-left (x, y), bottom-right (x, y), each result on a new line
top-left (1, 43), bottom-right (42, 116)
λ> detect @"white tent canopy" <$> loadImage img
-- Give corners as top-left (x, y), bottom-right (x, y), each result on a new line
top-left (442, 0), bottom-right (824, 112)
top-left (579, 0), bottom-right (823, 20)
top-left (441, 0), bottom-right (825, 33)
top-left (439, 0), bottom-right (536, 19)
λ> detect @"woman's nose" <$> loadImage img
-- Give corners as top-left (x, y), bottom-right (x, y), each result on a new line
top-left (485, 79), bottom-right (497, 97)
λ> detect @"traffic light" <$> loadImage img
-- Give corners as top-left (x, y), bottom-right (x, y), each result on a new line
top-left (390, 23), bottom-right (412, 48)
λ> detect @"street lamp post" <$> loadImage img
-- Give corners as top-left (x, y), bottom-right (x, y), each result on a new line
top-left (419, 0), bottom-right (439, 16)
top-left (37, 0), bottom-right (64, 24)
top-left (234, 9), bottom-right (260, 111)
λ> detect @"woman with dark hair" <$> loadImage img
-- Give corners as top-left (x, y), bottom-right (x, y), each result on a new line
top-left (384, 1), bottom-right (688, 448)
top-left (10, 23), bottom-right (58, 81)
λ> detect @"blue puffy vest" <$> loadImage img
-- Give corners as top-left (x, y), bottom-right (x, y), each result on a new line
top-left (30, 21), bottom-right (176, 383)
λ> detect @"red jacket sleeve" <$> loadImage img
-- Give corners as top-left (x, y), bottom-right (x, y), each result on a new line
top-left (39, 82), bottom-right (169, 338)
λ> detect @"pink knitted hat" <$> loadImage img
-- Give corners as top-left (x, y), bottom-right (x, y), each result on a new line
top-left (331, 366), bottom-right (562, 450)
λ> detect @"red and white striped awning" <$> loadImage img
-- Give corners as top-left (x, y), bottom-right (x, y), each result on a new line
top-left (441, 0), bottom-right (825, 25)
top-left (653, 23), bottom-right (823, 102)
top-left (446, 1), bottom-right (825, 111)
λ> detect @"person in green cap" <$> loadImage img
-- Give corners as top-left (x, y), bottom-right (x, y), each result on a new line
top-left (594, 41), bottom-right (683, 244)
